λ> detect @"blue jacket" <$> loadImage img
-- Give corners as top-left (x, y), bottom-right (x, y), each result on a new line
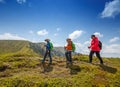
top-left (45, 42), bottom-right (51, 50)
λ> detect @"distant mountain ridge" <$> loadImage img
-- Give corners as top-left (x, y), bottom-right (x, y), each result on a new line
top-left (0, 40), bottom-right (64, 57)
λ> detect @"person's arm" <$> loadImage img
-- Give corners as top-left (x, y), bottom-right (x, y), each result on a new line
top-left (88, 39), bottom-right (94, 49)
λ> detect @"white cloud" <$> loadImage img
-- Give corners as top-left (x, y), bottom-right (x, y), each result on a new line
top-left (0, 33), bottom-right (27, 40)
top-left (37, 29), bottom-right (48, 36)
top-left (108, 44), bottom-right (120, 54)
top-left (17, 0), bottom-right (26, 4)
top-left (101, 0), bottom-right (120, 18)
top-left (69, 30), bottom-right (83, 40)
top-left (103, 44), bottom-right (120, 56)
top-left (52, 42), bottom-right (63, 47)
top-left (0, 0), bottom-right (5, 3)
top-left (74, 40), bottom-right (91, 54)
top-left (84, 40), bottom-right (90, 45)
top-left (109, 37), bottom-right (119, 43)
top-left (94, 32), bottom-right (103, 37)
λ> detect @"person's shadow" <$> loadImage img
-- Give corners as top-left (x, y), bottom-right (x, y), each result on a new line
top-left (68, 64), bottom-right (81, 75)
top-left (40, 63), bottom-right (53, 73)
top-left (99, 64), bottom-right (117, 74)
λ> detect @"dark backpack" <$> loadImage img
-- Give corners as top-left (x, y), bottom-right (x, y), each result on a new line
top-left (98, 41), bottom-right (102, 50)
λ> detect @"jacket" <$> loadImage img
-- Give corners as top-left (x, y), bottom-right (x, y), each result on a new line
top-left (65, 41), bottom-right (72, 51)
top-left (89, 37), bottom-right (100, 51)
top-left (45, 42), bottom-right (51, 50)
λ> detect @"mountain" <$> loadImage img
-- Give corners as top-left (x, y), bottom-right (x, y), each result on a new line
top-left (0, 40), bottom-right (64, 57)
top-left (53, 47), bottom-right (65, 56)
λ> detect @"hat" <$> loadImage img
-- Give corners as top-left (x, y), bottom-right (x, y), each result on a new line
top-left (66, 38), bottom-right (71, 41)
top-left (91, 35), bottom-right (95, 38)
top-left (45, 39), bottom-right (50, 41)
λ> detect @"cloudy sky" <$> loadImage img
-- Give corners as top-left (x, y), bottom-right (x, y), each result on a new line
top-left (0, 0), bottom-right (120, 57)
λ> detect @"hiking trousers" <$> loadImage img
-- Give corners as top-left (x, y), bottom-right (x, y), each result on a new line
top-left (89, 51), bottom-right (103, 64)
top-left (65, 51), bottom-right (72, 63)
top-left (43, 50), bottom-right (52, 63)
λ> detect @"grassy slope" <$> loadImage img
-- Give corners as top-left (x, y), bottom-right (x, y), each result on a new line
top-left (0, 40), bottom-right (65, 57)
top-left (0, 40), bottom-right (40, 57)
top-left (0, 55), bottom-right (120, 87)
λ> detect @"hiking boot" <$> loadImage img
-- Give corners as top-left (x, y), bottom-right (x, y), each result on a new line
top-left (89, 61), bottom-right (92, 64)
top-left (100, 62), bottom-right (104, 65)
top-left (66, 65), bottom-right (69, 68)
top-left (48, 62), bottom-right (52, 65)
top-left (69, 62), bottom-right (73, 66)
top-left (41, 60), bottom-right (45, 64)
top-left (66, 63), bottom-right (69, 68)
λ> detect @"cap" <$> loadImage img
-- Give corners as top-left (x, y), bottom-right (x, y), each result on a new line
top-left (44, 39), bottom-right (50, 41)
top-left (66, 38), bottom-right (71, 41)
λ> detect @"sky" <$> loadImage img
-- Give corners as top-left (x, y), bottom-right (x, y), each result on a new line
top-left (0, 0), bottom-right (120, 58)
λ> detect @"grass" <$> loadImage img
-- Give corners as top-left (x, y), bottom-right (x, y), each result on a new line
top-left (0, 55), bottom-right (120, 87)
top-left (0, 40), bottom-right (42, 58)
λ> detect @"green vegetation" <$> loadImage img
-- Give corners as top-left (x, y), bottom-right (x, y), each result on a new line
top-left (0, 40), bottom-right (43, 57)
top-left (0, 54), bottom-right (120, 87)
top-left (0, 40), bottom-right (120, 87)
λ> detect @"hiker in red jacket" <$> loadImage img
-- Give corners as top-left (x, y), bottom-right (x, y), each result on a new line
top-left (88, 35), bottom-right (103, 64)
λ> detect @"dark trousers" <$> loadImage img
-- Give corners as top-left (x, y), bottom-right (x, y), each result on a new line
top-left (65, 51), bottom-right (72, 63)
top-left (43, 50), bottom-right (52, 63)
top-left (89, 51), bottom-right (103, 64)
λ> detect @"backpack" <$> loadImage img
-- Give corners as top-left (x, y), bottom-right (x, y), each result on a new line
top-left (50, 42), bottom-right (53, 50)
top-left (72, 42), bottom-right (76, 52)
top-left (98, 41), bottom-right (102, 50)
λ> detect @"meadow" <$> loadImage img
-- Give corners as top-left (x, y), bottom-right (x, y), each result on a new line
top-left (0, 54), bottom-right (120, 87)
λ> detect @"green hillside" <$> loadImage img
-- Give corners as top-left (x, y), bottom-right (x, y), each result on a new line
top-left (0, 54), bottom-right (120, 87)
top-left (0, 40), bottom-right (29, 53)
top-left (0, 40), bottom-right (64, 57)
top-left (0, 40), bottom-right (40, 57)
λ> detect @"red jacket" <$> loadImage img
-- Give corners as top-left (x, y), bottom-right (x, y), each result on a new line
top-left (89, 37), bottom-right (100, 51)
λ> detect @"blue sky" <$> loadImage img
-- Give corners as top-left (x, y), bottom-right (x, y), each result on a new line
top-left (0, 0), bottom-right (120, 57)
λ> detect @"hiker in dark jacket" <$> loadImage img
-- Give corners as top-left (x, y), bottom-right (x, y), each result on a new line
top-left (88, 35), bottom-right (103, 64)
top-left (42, 39), bottom-right (52, 64)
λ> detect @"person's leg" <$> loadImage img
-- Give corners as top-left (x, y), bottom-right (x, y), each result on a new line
top-left (65, 51), bottom-right (69, 62)
top-left (89, 51), bottom-right (94, 63)
top-left (68, 51), bottom-right (72, 63)
top-left (48, 50), bottom-right (52, 64)
top-left (65, 51), bottom-right (69, 67)
top-left (96, 51), bottom-right (103, 64)
top-left (42, 50), bottom-right (48, 63)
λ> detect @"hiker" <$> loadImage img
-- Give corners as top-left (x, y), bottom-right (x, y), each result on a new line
top-left (64, 38), bottom-right (75, 66)
top-left (42, 39), bottom-right (53, 64)
top-left (88, 35), bottom-right (103, 64)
